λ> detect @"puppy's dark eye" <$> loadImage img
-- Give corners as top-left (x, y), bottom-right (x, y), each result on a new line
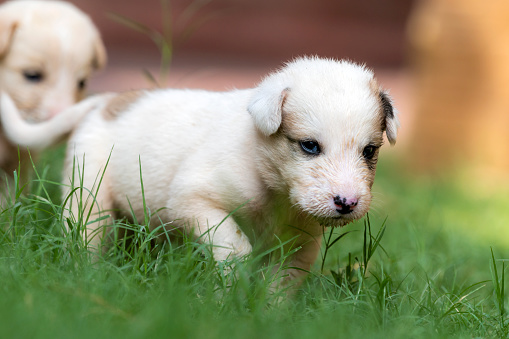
top-left (299, 140), bottom-right (321, 155)
top-left (77, 78), bottom-right (87, 91)
top-left (363, 145), bottom-right (377, 160)
top-left (23, 70), bottom-right (44, 83)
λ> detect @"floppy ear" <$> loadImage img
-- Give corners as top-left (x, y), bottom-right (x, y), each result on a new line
top-left (92, 34), bottom-right (107, 70)
top-left (247, 73), bottom-right (290, 136)
top-left (0, 17), bottom-right (17, 58)
top-left (379, 91), bottom-right (399, 145)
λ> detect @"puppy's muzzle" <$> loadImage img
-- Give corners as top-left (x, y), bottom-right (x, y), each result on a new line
top-left (333, 195), bottom-right (359, 215)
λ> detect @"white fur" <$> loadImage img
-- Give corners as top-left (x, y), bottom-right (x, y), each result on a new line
top-left (0, 92), bottom-right (111, 149)
top-left (59, 57), bottom-right (399, 287)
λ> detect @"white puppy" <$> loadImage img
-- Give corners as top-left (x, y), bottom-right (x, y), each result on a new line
top-left (2, 57), bottom-right (399, 287)
top-left (0, 0), bottom-right (106, 184)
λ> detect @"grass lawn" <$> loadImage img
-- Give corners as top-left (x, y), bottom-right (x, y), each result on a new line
top-left (1, 146), bottom-right (509, 338)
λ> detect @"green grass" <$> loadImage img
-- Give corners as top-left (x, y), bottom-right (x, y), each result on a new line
top-left (1, 147), bottom-right (509, 338)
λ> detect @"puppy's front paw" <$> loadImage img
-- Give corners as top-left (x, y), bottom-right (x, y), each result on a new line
top-left (212, 230), bottom-right (253, 262)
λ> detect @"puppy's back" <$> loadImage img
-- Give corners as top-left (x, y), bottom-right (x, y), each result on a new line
top-left (67, 88), bottom-right (260, 213)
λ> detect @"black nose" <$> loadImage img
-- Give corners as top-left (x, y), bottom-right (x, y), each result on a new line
top-left (333, 195), bottom-right (358, 215)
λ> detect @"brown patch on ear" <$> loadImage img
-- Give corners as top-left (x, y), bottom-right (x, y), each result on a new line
top-left (0, 21), bottom-right (17, 58)
top-left (369, 79), bottom-right (380, 97)
top-left (369, 80), bottom-right (387, 131)
top-left (103, 91), bottom-right (142, 120)
top-left (370, 79), bottom-right (398, 145)
top-left (369, 79), bottom-right (393, 116)
top-left (370, 79), bottom-right (394, 120)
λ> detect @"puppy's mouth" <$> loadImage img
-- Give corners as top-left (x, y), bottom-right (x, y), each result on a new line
top-left (315, 215), bottom-right (356, 228)
top-left (296, 195), bottom-right (370, 228)
top-left (314, 207), bottom-right (370, 228)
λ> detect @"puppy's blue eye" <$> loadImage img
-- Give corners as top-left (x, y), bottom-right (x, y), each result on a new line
top-left (23, 70), bottom-right (44, 83)
top-left (299, 140), bottom-right (321, 155)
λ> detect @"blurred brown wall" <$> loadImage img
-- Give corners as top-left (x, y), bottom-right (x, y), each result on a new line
top-left (66, 0), bottom-right (414, 67)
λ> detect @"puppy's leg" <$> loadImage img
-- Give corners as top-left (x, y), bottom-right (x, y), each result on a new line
top-left (285, 237), bottom-right (322, 283)
top-left (176, 205), bottom-right (252, 262)
top-left (271, 234), bottom-right (322, 293)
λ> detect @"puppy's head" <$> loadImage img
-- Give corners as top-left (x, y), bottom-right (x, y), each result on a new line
top-left (0, 0), bottom-right (106, 122)
top-left (248, 57), bottom-right (399, 227)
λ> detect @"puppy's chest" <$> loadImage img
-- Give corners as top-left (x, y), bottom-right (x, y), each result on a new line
top-left (231, 193), bottom-right (307, 246)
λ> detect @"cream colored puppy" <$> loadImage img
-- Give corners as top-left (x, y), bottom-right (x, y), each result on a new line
top-left (0, 0), bottom-right (106, 182)
top-left (2, 57), bottom-right (399, 286)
